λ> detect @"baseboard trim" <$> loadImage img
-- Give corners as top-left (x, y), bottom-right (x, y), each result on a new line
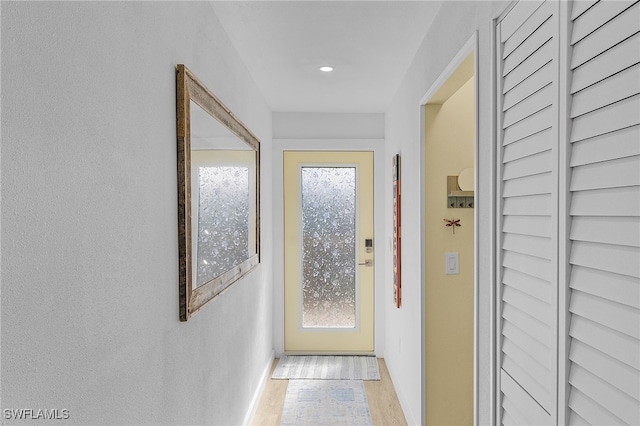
top-left (385, 356), bottom-right (418, 426)
top-left (243, 349), bottom-right (275, 426)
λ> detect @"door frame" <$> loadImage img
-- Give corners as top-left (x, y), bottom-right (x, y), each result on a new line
top-left (273, 139), bottom-right (386, 356)
top-left (418, 32), bottom-right (481, 425)
top-left (283, 151), bottom-right (374, 353)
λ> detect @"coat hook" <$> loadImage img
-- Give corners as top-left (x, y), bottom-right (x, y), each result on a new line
top-left (444, 218), bottom-right (461, 234)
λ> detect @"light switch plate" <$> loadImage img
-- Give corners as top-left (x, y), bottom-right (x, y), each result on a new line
top-left (445, 252), bottom-right (459, 275)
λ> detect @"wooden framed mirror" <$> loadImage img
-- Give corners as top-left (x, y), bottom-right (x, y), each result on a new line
top-left (176, 64), bottom-right (260, 321)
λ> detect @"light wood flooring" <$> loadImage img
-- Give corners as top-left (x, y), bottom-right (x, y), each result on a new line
top-left (251, 358), bottom-right (407, 426)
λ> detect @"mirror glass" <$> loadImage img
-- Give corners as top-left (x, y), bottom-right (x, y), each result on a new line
top-left (190, 101), bottom-right (257, 289)
top-left (176, 65), bottom-right (260, 321)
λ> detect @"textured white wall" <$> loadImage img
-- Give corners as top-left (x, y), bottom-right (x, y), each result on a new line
top-left (1, 2), bottom-right (273, 425)
top-left (383, 2), bottom-right (509, 425)
top-left (273, 112), bottom-right (384, 140)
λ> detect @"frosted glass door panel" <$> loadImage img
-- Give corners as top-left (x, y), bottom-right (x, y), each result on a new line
top-left (195, 166), bottom-right (249, 288)
top-left (301, 167), bottom-right (357, 328)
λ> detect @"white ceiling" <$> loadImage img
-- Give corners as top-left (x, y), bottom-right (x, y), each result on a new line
top-left (211, 1), bottom-right (443, 113)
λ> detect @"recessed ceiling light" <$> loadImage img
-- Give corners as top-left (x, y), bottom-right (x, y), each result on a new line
top-left (319, 66), bottom-right (334, 72)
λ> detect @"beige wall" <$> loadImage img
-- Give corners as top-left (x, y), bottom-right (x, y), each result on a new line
top-left (424, 77), bottom-right (475, 425)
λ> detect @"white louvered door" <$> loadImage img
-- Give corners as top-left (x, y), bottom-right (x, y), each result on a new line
top-left (497, 0), bottom-right (640, 424)
top-left (566, 1), bottom-right (640, 424)
top-left (496, 1), bottom-right (559, 424)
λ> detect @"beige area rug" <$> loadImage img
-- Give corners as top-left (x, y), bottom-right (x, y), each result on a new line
top-left (272, 355), bottom-right (380, 380)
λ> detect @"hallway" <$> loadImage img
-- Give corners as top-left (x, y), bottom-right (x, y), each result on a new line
top-left (2, 1), bottom-right (638, 424)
